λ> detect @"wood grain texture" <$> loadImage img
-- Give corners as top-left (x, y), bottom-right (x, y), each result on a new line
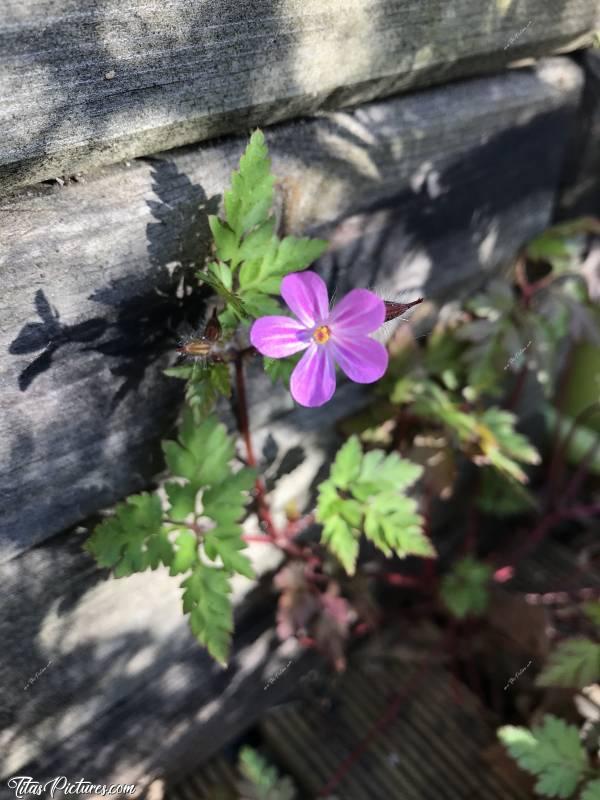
top-left (557, 50), bottom-right (600, 218)
top-left (0, 0), bottom-right (596, 193)
top-left (0, 59), bottom-right (583, 563)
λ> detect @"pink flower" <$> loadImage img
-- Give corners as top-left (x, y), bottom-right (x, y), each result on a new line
top-left (250, 271), bottom-right (388, 407)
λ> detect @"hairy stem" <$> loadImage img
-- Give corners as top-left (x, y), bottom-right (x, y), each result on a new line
top-left (233, 353), bottom-right (278, 540)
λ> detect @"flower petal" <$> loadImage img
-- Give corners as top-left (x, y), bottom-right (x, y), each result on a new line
top-left (250, 316), bottom-right (310, 358)
top-left (290, 343), bottom-right (336, 407)
top-left (329, 289), bottom-right (385, 334)
top-left (281, 271), bottom-right (329, 327)
top-left (330, 335), bottom-right (389, 383)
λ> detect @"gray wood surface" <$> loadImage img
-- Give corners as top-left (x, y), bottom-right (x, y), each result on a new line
top-left (0, 0), bottom-right (596, 193)
top-left (558, 50), bottom-right (600, 218)
top-left (0, 58), bottom-right (584, 564)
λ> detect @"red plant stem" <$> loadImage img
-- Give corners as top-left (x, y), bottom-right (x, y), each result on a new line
top-left (233, 353), bottom-right (278, 540)
top-left (491, 503), bottom-right (600, 570)
top-left (282, 512), bottom-right (316, 539)
top-left (562, 428), bottom-right (600, 505)
top-left (380, 573), bottom-right (425, 588)
top-left (317, 661), bottom-right (433, 797)
top-left (506, 364), bottom-right (528, 411)
top-left (544, 353), bottom-right (577, 506)
top-left (317, 628), bottom-right (456, 797)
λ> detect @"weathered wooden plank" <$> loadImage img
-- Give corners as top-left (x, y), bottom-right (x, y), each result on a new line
top-left (0, 0), bottom-right (596, 193)
top-left (557, 50), bottom-right (600, 218)
top-left (260, 660), bottom-right (530, 799)
top-left (0, 59), bottom-right (583, 563)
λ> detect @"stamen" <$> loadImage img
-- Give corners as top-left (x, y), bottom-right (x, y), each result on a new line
top-left (313, 325), bottom-right (331, 345)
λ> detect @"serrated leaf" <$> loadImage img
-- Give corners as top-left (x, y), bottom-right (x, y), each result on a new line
top-left (208, 217), bottom-right (239, 265)
top-left (481, 408), bottom-right (541, 465)
top-left (165, 482), bottom-right (198, 522)
top-left (202, 468), bottom-right (255, 521)
top-left (363, 493), bottom-right (432, 559)
top-left (164, 414), bottom-right (235, 489)
top-left (440, 556), bottom-right (493, 619)
top-left (225, 130), bottom-right (274, 239)
top-left (338, 498), bottom-right (363, 527)
top-left (86, 492), bottom-right (170, 576)
top-left (272, 235), bottom-right (328, 274)
top-left (208, 259), bottom-right (233, 291)
top-left (583, 601), bottom-right (600, 627)
top-left (330, 436), bottom-right (362, 490)
top-left (181, 562), bottom-right (233, 665)
top-left (237, 746), bottom-right (297, 800)
top-left (358, 449), bottom-right (423, 492)
top-left (476, 468), bottom-right (538, 516)
top-left (499, 715), bottom-right (588, 799)
top-left (263, 353), bottom-right (301, 387)
top-left (238, 235), bottom-right (327, 296)
top-left (321, 514), bottom-right (359, 575)
top-left (237, 218), bottom-right (277, 262)
top-left (581, 779), bottom-right (600, 800)
top-left (169, 530), bottom-right (198, 575)
top-left (197, 267), bottom-right (246, 317)
top-left (242, 292), bottom-right (282, 318)
top-left (536, 639), bottom-right (600, 689)
top-left (205, 528), bottom-right (255, 579)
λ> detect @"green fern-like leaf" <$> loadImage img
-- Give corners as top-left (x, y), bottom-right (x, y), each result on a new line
top-left (476, 468), bottom-right (538, 515)
top-left (321, 513), bottom-right (360, 576)
top-left (86, 493), bottom-right (171, 578)
top-left (162, 412), bottom-right (234, 489)
top-left (317, 436), bottom-right (431, 574)
top-left (440, 556), bottom-right (493, 619)
top-left (237, 746), bottom-right (297, 800)
top-left (583, 602), bottom-right (600, 627)
top-left (181, 562), bottom-right (233, 666)
top-left (238, 235), bottom-right (327, 296)
top-left (225, 130), bottom-right (275, 240)
top-left (581, 779), bottom-right (600, 800)
top-left (536, 639), bottom-right (600, 689)
top-left (498, 715), bottom-right (588, 798)
top-left (164, 363), bottom-right (231, 420)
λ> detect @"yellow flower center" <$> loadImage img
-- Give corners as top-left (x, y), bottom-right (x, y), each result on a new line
top-left (313, 325), bottom-right (331, 345)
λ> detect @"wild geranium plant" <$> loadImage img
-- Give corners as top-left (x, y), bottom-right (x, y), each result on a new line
top-left (86, 130), bottom-right (430, 665)
top-left (87, 131), bottom-right (595, 677)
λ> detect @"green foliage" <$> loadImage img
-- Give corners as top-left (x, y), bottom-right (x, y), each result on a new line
top-left (164, 362), bottom-right (231, 420)
top-left (88, 413), bottom-right (255, 665)
top-left (536, 639), bottom-right (600, 689)
top-left (498, 715), bottom-right (589, 799)
top-left (476, 468), bottom-right (538, 515)
top-left (317, 436), bottom-right (432, 575)
top-left (237, 746), bottom-right (297, 800)
top-left (181, 562), bottom-right (233, 666)
top-left (224, 130), bottom-right (275, 241)
top-left (162, 411), bottom-right (234, 489)
top-left (263, 352), bottom-right (302, 388)
top-left (86, 492), bottom-right (171, 578)
top-left (391, 377), bottom-right (540, 484)
top-left (200, 130), bottom-right (327, 324)
top-left (583, 601), bottom-right (600, 627)
top-left (581, 779), bottom-right (600, 800)
top-left (440, 556), bottom-right (493, 619)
